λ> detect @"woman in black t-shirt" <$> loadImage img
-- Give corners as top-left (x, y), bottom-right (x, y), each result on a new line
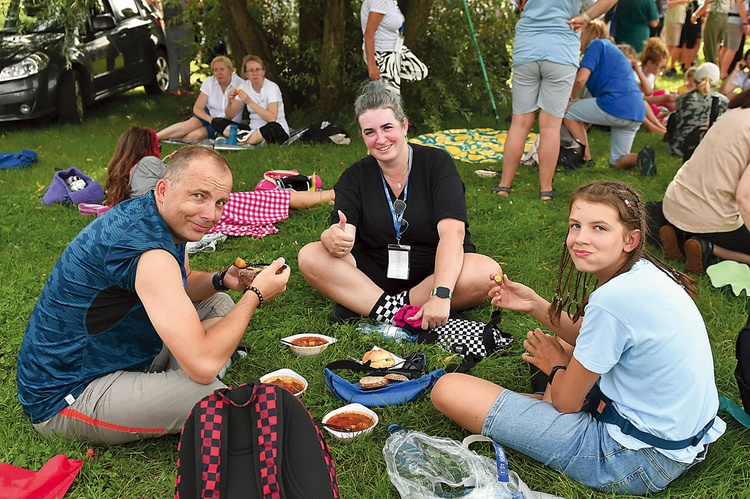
top-left (298, 82), bottom-right (500, 329)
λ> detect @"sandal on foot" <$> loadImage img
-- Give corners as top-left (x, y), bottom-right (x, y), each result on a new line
top-left (492, 185), bottom-right (512, 196)
top-left (539, 190), bottom-right (555, 200)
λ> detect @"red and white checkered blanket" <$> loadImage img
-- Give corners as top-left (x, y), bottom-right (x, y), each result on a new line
top-left (208, 189), bottom-right (291, 238)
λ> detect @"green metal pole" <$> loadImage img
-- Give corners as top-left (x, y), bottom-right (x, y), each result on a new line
top-left (461, 0), bottom-right (499, 122)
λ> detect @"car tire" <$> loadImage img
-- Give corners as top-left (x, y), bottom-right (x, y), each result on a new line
top-left (145, 49), bottom-right (169, 94)
top-left (58, 69), bottom-right (85, 124)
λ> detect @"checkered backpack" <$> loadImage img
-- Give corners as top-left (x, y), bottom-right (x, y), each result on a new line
top-left (175, 382), bottom-right (339, 499)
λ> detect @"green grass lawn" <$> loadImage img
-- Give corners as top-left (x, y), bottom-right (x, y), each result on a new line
top-left (1, 89), bottom-right (749, 498)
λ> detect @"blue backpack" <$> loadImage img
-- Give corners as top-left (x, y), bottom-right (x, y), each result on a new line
top-left (0, 150), bottom-right (38, 169)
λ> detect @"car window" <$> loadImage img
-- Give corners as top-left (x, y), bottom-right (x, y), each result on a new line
top-left (109, 0), bottom-right (141, 20)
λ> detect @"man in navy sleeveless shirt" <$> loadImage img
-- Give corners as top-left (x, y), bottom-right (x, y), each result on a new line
top-left (17, 146), bottom-right (290, 445)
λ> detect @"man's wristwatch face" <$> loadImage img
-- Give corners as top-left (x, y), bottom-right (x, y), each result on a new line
top-left (431, 286), bottom-right (452, 299)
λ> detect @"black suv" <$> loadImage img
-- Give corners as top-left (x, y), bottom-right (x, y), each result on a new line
top-left (0, 0), bottom-right (169, 123)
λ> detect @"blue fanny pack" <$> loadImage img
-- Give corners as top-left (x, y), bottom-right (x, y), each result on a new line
top-left (587, 383), bottom-right (715, 450)
top-left (325, 366), bottom-right (445, 408)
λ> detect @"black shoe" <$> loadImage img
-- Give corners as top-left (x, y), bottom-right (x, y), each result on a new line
top-left (638, 146), bottom-right (656, 176)
top-left (329, 303), bottom-right (363, 324)
top-left (685, 237), bottom-right (714, 274)
top-left (665, 68), bottom-right (677, 77)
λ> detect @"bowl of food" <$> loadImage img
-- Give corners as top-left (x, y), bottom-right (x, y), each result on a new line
top-left (260, 368), bottom-right (308, 397)
top-left (280, 333), bottom-right (337, 357)
top-left (321, 403), bottom-right (378, 440)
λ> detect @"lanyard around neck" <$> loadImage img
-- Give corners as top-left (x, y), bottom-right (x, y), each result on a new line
top-left (379, 145), bottom-right (412, 244)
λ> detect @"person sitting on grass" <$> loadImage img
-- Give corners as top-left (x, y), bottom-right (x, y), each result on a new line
top-left (211, 55), bottom-right (290, 146)
top-left (16, 146), bottom-right (291, 445)
top-left (298, 81), bottom-right (500, 327)
top-left (432, 180), bottom-right (725, 495)
top-left (666, 62), bottom-right (729, 157)
top-left (678, 66), bottom-right (698, 94)
top-left (640, 37), bottom-right (677, 124)
top-left (563, 21), bottom-right (656, 175)
top-left (156, 56), bottom-right (244, 142)
top-left (104, 127), bottom-right (334, 242)
top-left (659, 87), bottom-right (750, 274)
top-left (618, 42), bottom-right (668, 134)
top-left (720, 49), bottom-right (750, 97)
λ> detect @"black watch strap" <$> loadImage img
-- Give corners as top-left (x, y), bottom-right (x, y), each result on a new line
top-left (212, 268), bottom-right (229, 291)
top-left (548, 365), bottom-right (567, 385)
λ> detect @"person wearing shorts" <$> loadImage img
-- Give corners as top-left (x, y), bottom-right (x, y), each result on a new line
top-left (156, 56), bottom-right (244, 142)
top-left (492, 0), bottom-right (617, 201)
top-left (563, 22), bottom-right (649, 170)
top-left (16, 146), bottom-right (291, 445)
top-left (664, 1), bottom-right (688, 74)
top-left (211, 55), bottom-right (291, 146)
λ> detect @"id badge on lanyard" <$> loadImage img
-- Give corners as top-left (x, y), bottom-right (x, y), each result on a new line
top-left (383, 146), bottom-right (412, 280)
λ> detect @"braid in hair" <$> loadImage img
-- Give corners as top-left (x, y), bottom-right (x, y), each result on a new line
top-left (548, 181), bottom-right (698, 326)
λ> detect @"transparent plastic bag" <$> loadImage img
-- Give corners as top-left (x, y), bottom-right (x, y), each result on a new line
top-left (383, 426), bottom-right (523, 499)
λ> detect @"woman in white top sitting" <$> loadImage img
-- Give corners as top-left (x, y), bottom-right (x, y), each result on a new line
top-left (721, 49), bottom-right (750, 96)
top-left (211, 55), bottom-right (290, 146)
top-left (156, 56), bottom-right (243, 141)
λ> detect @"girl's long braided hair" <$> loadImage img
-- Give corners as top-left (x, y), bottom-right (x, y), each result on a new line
top-left (549, 181), bottom-right (698, 326)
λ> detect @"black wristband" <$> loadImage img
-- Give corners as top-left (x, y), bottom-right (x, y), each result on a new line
top-left (212, 268), bottom-right (229, 291)
top-left (548, 365), bottom-right (567, 385)
top-left (245, 285), bottom-right (263, 307)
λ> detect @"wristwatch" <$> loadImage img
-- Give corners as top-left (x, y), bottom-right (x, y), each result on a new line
top-left (430, 286), bottom-right (453, 299)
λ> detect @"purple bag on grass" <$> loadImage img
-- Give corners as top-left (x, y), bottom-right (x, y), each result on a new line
top-left (41, 167), bottom-right (104, 206)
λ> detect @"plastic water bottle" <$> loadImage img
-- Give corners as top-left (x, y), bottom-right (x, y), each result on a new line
top-left (355, 322), bottom-right (415, 343)
top-left (227, 124), bottom-right (238, 145)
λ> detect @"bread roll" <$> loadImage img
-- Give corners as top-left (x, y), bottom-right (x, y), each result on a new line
top-left (359, 376), bottom-right (390, 390)
top-left (362, 349), bottom-right (395, 368)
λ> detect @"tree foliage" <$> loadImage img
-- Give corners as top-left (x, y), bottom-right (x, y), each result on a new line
top-left (196, 0), bottom-right (516, 127)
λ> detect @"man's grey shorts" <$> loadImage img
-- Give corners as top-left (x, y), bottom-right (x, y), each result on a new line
top-left (512, 60), bottom-right (578, 118)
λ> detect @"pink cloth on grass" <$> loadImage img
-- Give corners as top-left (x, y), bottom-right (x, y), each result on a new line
top-left (393, 305), bottom-right (423, 328)
top-left (208, 189), bottom-right (291, 238)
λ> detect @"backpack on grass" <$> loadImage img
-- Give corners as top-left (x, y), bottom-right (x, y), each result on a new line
top-left (175, 382), bottom-right (339, 499)
top-left (0, 150), bottom-right (38, 169)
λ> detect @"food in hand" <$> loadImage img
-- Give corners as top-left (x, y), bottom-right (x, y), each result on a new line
top-left (492, 271), bottom-right (504, 283)
top-left (235, 257), bottom-right (248, 268)
top-left (362, 349), bottom-right (395, 368)
top-left (358, 375), bottom-right (390, 390)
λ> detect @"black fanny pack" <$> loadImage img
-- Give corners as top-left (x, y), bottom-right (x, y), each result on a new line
top-left (587, 383), bottom-right (715, 450)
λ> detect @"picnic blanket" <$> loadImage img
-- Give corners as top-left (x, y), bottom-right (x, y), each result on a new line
top-left (208, 189), bottom-right (291, 238)
top-left (409, 128), bottom-right (538, 164)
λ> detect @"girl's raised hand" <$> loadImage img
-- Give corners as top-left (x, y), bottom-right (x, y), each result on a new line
top-left (488, 274), bottom-right (538, 313)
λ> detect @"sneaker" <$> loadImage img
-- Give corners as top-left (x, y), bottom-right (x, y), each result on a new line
top-left (236, 130), bottom-right (253, 143)
top-left (638, 146), bottom-right (657, 176)
top-left (684, 237), bottom-right (714, 274)
top-left (217, 344), bottom-right (249, 380)
top-left (664, 68), bottom-right (677, 77)
top-left (659, 225), bottom-right (685, 261)
top-left (329, 303), bottom-right (363, 324)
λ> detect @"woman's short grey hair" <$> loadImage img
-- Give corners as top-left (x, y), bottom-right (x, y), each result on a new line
top-left (354, 81), bottom-right (407, 123)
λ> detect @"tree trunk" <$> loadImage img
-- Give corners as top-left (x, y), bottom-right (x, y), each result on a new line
top-left (299, 0), bottom-right (324, 48)
top-left (399, 0), bottom-right (434, 48)
top-left (319, 0), bottom-right (346, 110)
top-left (215, 0), bottom-right (276, 82)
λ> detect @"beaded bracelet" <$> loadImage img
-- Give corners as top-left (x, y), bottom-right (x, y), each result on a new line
top-left (245, 286), bottom-right (264, 307)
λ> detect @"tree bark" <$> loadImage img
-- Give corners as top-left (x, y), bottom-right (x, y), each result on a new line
top-left (299, 0), bottom-right (324, 48)
top-left (319, 0), bottom-right (346, 110)
top-left (399, 0), bottom-right (434, 48)
top-left (215, 0), bottom-right (277, 82)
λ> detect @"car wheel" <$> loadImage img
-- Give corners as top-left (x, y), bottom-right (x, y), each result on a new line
top-left (58, 69), bottom-right (85, 124)
top-left (145, 49), bottom-right (169, 94)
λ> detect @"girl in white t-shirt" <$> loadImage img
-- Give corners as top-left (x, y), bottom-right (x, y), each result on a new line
top-left (212, 55), bottom-right (290, 145)
top-left (156, 56), bottom-right (243, 141)
top-left (432, 180), bottom-right (725, 494)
